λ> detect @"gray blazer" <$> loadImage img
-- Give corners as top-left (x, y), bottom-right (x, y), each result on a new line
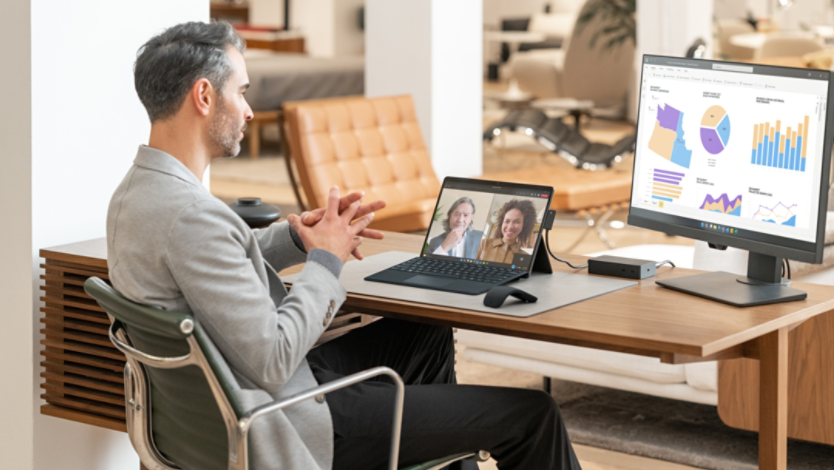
top-left (107, 146), bottom-right (344, 470)
top-left (426, 230), bottom-right (484, 259)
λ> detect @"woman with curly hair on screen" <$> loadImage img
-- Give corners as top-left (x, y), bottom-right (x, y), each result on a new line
top-left (476, 198), bottom-right (539, 263)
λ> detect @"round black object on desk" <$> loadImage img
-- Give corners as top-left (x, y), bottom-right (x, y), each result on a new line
top-left (228, 197), bottom-right (280, 228)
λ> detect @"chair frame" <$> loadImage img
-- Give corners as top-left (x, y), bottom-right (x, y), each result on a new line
top-left (109, 319), bottom-right (407, 470)
top-left (277, 108), bottom-right (310, 213)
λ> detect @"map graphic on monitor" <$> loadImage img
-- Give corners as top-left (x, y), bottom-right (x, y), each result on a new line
top-left (647, 103), bottom-right (693, 168)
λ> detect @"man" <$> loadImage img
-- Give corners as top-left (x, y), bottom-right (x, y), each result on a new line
top-left (427, 197), bottom-right (484, 258)
top-left (109, 21), bottom-right (582, 470)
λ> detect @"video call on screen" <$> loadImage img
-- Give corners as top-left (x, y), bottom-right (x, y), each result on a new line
top-left (422, 183), bottom-right (551, 270)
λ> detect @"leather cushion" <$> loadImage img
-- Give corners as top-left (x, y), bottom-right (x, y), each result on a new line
top-left (287, 96), bottom-right (441, 228)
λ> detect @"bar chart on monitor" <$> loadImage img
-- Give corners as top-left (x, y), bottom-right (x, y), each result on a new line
top-left (651, 168), bottom-right (685, 203)
top-left (751, 116), bottom-right (809, 172)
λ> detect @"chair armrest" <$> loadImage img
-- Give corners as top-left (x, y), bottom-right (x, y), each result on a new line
top-left (233, 366), bottom-right (404, 470)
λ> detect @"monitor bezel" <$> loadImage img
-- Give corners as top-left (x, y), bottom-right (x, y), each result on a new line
top-left (422, 176), bottom-right (554, 273)
top-left (627, 54), bottom-right (834, 264)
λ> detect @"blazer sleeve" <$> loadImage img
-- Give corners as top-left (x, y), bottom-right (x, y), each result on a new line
top-left (426, 233), bottom-right (444, 254)
top-left (251, 221), bottom-right (309, 273)
top-left (165, 200), bottom-right (346, 394)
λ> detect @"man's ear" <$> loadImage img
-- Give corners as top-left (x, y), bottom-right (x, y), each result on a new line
top-left (191, 78), bottom-right (213, 117)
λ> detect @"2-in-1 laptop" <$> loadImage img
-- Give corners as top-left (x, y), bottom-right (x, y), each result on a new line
top-left (365, 177), bottom-right (554, 294)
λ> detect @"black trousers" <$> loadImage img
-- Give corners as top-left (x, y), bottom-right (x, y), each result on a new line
top-left (306, 319), bottom-right (582, 470)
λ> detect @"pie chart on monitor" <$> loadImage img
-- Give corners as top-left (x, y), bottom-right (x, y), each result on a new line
top-left (700, 105), bottom-right (731, 155)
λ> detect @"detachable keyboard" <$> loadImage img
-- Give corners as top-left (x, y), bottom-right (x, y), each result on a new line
top-left (389, 258), bottom-right (521, 284)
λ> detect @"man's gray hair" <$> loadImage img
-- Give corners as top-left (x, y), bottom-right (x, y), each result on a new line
top-left (134, 21), bottom-right (245, 123)
top-left (441, 197), bottom-right (476, 233)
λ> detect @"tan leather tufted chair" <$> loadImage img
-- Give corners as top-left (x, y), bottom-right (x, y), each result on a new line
top-left (282, 95), bottom-right (441, 232)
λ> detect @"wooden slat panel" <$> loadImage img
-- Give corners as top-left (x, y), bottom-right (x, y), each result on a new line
top-left (43, 383), bottom-right (125, 407)
top-left (41, 316), bottom-right (110, 335)
top-left (42, 360), bottom-right (124, 384)
top-left (39, 296), bottom-right (105, 313)
top-left (42, 349), bottom-right (124, 372)
top-left (41, 339), bottom-right (125, 361)
top-left (40, 405), bottom-right (126, 432)
top-left (41, 263), bottom-right (109, 278)
top-left (40, 306), bottom-right (111, 325)
top-left (42, 284), bottom-right (93, 301)
top-left (42, 327), bottom-right (115, 348)
top-left (41, 371), bottom-right (125, 395)
top-left (41, 273), bottom-right (88, 286)
top-left (42, 393), bottom-right (126, 419)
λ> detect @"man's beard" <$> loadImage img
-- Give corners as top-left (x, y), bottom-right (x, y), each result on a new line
top-left (209, 100), bottom-right (245, 158)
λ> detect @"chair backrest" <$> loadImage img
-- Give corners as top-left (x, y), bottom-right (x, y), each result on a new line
top-left (758, 35), bottom-right (822, 59)
top-left (281, 95), bottom-right (441, 215)
top-left (562, 0), bottom-right (635, 108)
top-left (84, 277), bottom-right (243, 470)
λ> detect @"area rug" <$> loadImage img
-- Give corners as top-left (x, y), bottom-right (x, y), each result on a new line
top-left (550, 379), bottom-right (834, 470)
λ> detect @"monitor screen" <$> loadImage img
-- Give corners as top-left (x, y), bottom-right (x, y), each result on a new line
top-left (630, 55), bottom-right (832, 262)
top-left (421, 178), bottom-right (553, 271)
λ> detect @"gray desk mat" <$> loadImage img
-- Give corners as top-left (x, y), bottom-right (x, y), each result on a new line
top-left (284, 252), bottom-right (637, 318)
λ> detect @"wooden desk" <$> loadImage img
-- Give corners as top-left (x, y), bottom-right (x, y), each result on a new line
top-left (40, 232), bottom-right (834, 470)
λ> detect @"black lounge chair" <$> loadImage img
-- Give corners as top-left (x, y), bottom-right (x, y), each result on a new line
top-left (483, 108), bottom-right (636, 170)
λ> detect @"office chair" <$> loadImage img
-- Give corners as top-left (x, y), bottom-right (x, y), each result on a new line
top-left (84, 277), bottom-right (488, 470)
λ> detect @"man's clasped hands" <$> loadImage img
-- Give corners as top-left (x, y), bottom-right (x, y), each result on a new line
top-left (287, 186), bottom-right (387, 262)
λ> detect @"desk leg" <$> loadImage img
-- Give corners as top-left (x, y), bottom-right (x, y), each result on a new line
top-left (758, 327), bottom-right (788, 470)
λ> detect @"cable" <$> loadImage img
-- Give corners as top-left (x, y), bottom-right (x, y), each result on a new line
top-left (543, 229), bottom-right (588, 269)
top-left (786, 259), bottom-right (791, 280)
top-left (655, 260), bottom-right (676, 268)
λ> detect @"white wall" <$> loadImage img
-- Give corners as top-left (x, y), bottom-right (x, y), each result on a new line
top-left (294, 0), bottom-right (335, 56)
top-left (366, 1), bottom-right (433, 148)
top-left (249, 0), bottom-right (365, 57)
top-left (366, 0), bottom-right (483, 179)
top-left (250, 0), bottom-right (284, 26)
top-left (0, 2), bottom-right (207, 469)
top-left (334, 0), bottom-right (366, 56)
top-left (0, 1), bottom-right (33, 469)
top-left (637, 0), bottom-right (714, 59)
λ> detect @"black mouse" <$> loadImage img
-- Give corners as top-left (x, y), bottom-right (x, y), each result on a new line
top-left (483, 285), bottom-right (538, 308)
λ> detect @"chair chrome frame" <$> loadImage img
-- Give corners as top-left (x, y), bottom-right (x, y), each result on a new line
top-left (110, 321), bottom-right (408, 470)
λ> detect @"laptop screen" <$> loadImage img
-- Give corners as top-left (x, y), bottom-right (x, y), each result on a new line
top-left (421, 177), bottom-right (554, 272)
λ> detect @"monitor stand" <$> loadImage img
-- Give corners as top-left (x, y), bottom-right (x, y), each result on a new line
top-left (656, 252), bottom-right (807, 307)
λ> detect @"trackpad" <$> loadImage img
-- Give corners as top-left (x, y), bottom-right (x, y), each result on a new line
top-left (404, 275), bottom-right (457, 289)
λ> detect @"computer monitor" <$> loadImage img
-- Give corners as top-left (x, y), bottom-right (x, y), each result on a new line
top-left (628, 55), bottom-right (834, 306)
